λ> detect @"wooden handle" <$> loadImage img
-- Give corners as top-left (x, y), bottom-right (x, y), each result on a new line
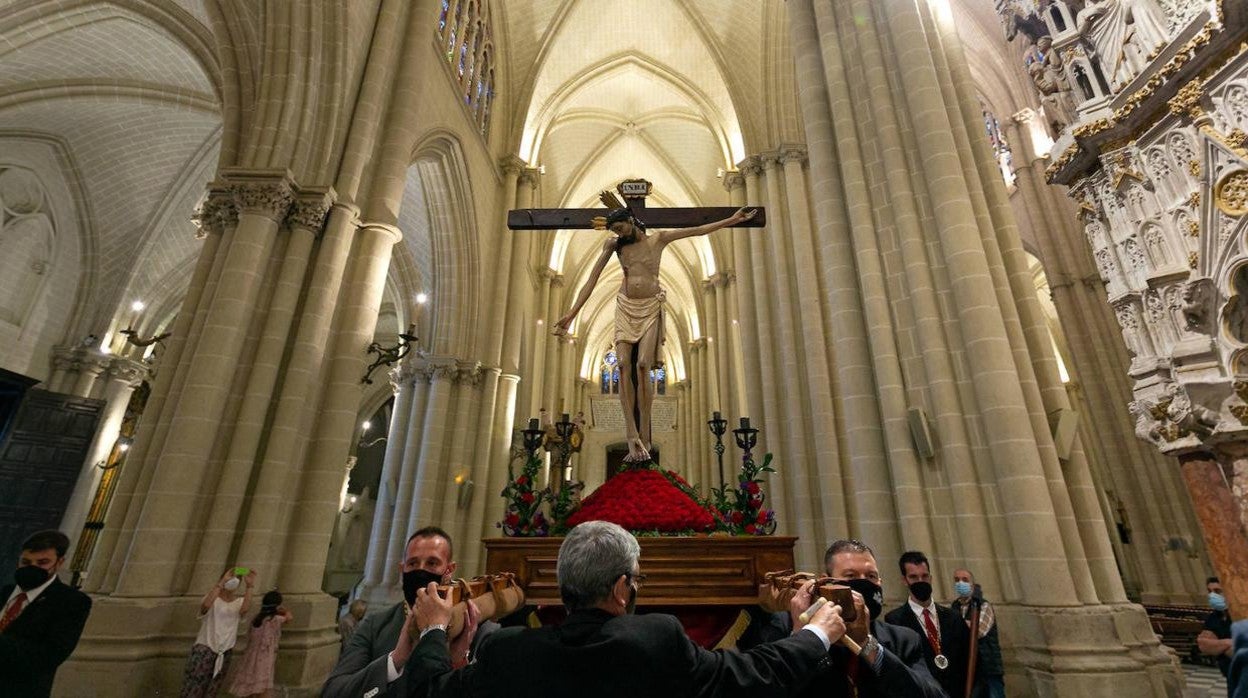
top-left (839, 635), bottom-right (863, 654)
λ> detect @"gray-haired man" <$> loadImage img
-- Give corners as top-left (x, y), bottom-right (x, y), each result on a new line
top-left (405, 520), bottom-right (846, 697)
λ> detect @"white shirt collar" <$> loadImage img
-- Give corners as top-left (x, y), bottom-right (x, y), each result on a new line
top-left (908, 596), bottom-right (936, 620)
top-left (6, 571), bottom-right (58, 608)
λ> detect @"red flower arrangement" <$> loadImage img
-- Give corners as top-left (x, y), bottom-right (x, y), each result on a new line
top-left (566, 466), bottom-right (715, 534)
top-left (498, 453), bottom-right (549, 537)
top-left (710, 452), bottom-right (777, 536)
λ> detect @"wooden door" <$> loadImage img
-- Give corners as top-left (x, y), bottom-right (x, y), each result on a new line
top-left (0, 389), bottom-right (102, 580)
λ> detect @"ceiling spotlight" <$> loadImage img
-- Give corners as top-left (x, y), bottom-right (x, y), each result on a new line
top-left (131, 300), bottom-right (145, 312)
top-left (415, 293), bottom-right (429, 304)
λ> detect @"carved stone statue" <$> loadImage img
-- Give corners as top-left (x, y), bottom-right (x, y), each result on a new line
top-left (1079, 0), bottom-right (1172, 90)
top-left (1029, 37), bottom-right (1077, 132)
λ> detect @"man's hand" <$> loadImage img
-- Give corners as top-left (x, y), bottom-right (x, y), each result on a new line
top-left (1197, 630), bottom-right (1233, 656)
top-left (244, 570), bottom-right (257, 588)
top-left (809, 600), bottom-right (847, 646)
top-left (449, 600), bottom-right (481, 669)
top-left (552, 313), bottom-right (574, 336)
top-left (390, 604), bottom-right (422, 669)
top-left (789, 580), bottom-right (816, 633)
top-left (415, 582), bottom-right (454, 631)
top-left (730, 207), bottom-right (757, 223)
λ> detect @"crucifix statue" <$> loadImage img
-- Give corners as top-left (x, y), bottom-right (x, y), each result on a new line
top-left (509, 179), bottom-right (764, 463)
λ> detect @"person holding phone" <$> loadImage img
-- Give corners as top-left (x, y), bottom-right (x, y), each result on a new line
top-left (180, 566), bottom-right (256, 697)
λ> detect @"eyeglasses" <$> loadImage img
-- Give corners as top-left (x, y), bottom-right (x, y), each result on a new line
top-left (627, 572), bottom-right (647, 589)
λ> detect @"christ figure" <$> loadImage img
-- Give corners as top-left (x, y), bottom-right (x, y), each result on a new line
top-left (554, 206), bottom-right (756, 462)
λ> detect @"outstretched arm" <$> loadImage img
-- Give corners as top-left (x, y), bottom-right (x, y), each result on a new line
top-left (661, 207), bottom-right (756, 243)
top-left (553, 238), bottom-right (616, 335)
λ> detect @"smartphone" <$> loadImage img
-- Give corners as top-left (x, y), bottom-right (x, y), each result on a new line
top-left (234, 567), bottom-right (250, 576)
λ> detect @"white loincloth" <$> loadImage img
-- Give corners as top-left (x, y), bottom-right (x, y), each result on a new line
top-left (614, 290), bottom-right (666, 348)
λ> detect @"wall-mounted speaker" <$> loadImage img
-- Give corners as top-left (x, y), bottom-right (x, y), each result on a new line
top-left (908, 407), bottom-right (936, 459)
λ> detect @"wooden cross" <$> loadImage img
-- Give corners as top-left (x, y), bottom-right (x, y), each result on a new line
top-left (507, 179), bottom-right (766, 231)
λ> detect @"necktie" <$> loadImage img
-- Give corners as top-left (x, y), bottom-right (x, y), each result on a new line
top-left (0, 592), bottom-right (28, 633)
top-left (922, 608), bottom-right (942, 656)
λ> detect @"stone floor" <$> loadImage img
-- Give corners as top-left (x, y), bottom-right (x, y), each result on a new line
top-left (1183, 662), bottom-right (1228, 698)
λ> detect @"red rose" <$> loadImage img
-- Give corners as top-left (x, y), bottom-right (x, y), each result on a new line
top-left (730, 511), bottom-right (744, 524)
top-left (505, 513), bottom-right (520, 526)
top-left (756, 511), bottom-right (768, 524)
top-left (516, 475), bottom-right (529, 486)
top-left (745, 481), bottom-right (760, 494)
top-left (521, 492), bottom-right (535, 504)
top-left (744, 523), bottom-right (757, 534)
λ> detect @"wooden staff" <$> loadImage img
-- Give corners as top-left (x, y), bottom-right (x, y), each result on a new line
top-left (964, 587), bottom-right (983, 698)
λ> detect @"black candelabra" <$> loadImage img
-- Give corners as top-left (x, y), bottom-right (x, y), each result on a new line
top-left (522, 418), bottom-right (546, 458)
top-left (707, 410), bottom-right (728, 488)
top-left (361, 324), bottom-right (417, 384)
top-left (733, 417), bottom-right (759, 462)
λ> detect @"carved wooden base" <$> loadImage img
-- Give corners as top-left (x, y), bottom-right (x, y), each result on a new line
top-left (483, 535), bottom-right (796, 606)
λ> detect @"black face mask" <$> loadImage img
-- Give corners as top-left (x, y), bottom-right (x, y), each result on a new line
top-left (14, 565), bottom-right (50, 591)
top-left (402, 569), bottom-right (444, 606)
top-left (839, 578), bottom-right (884, 621)
top-left (909, 581), bottom-right (933, 603)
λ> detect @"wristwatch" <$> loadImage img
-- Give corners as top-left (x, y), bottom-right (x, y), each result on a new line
top-left (857, 634), bottom-right (880, 659)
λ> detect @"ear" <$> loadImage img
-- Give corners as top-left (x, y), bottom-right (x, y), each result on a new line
top-left (445, 561), bottom-right (457, 580)
top-left (612, 575), bottom-right (630, 607)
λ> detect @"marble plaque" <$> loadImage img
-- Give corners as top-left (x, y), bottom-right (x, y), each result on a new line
top-left (590, 396), bottom-right (677, 431)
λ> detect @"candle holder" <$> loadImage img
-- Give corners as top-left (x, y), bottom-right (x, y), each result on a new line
top-left (361, 324), bottom-right (418, 384)
top-left (521, 418), bottom-right (546, 458)
top-left (707, 411), bottom-right (728, 489)
top-left (733, 417), bottom-right (760, 461)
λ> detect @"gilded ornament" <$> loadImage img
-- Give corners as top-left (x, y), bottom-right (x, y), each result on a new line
top-left (1189, 251), bottom-right (1199, 269)
top-left (1189, 160), bottom-right (1202, 177)
top-left (1168, 79), bottom-right (1207, 119)
top-left (1188, 219), bottom-right (1201, 237)
top-left (1215, 170), bottom-right (1248, 216)
top-left (1190, 191), bottom-right (1202, 208)
top-left (1073, 118), bottom-right (1115, 139)
top-left (1230, 403), bottom-right (1248, 426)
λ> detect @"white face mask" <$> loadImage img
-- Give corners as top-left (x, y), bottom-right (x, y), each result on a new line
top-left (223, 577), bottom-right (241, 592)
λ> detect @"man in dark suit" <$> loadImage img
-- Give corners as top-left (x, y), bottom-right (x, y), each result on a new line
top-left (323, 526), bottom-right (485, 698)
top-left (0, 530), bottom-right (93, 698)
top-left (760, 539), bottom-right (946, 698)
top-left (403, 520), bottom-right (849, 698)
top-left (884, 550), bottom-right (969, 698)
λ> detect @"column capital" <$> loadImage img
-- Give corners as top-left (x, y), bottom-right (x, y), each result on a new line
top-left (722, 170), bottom-right (745, 192)
top-left (688, 337), bottom-right (707, 351)
top-left (539, 266), bottom-right (559, 281)
top-left (737, 156), bottom-right (764, 177)
top-left (778, 144), bottom-right (808, 166)
top-left (760, 152), bottom-right (783, 170)
top-left (105, 357), bottom-right (149, 387)
top-left (1012, 107), bottom-right (1039, 125)
top-left (455, 361), bottom-right (484, 386)
top-left (357, 221), bottom-right (404, 246)
top-left (706, 271), bottom-right (732, 289)
top-left (194, 188), bottom-right (238, 237)
top-left (289, 187), bottom-right (336, 234)
top-left (519, 167), bottom-right (541, 188)
top-left (500, 155), bottom-right (528, 176)
top-left (220, 169), bottom-right (296, 222)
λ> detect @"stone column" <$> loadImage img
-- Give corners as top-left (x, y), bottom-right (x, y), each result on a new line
top-left (191, 188), bottom-right (332, 588)
top-left (542, 273), bottom-right (563, 414)
top-left (380, 365), bottom-right (432, 593)
top-left (361, 363), bottom-right (416, 596)
top-left (529, 268), bottom-right (554, 416)
top-left (112, 170), bottom-right (293, 596)
top-left (405, 361), bottom-right (457, 537)
top-left (701, 278), bottom-right (722, 419)
top-left (61, 357), bottom-right (146, 562)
